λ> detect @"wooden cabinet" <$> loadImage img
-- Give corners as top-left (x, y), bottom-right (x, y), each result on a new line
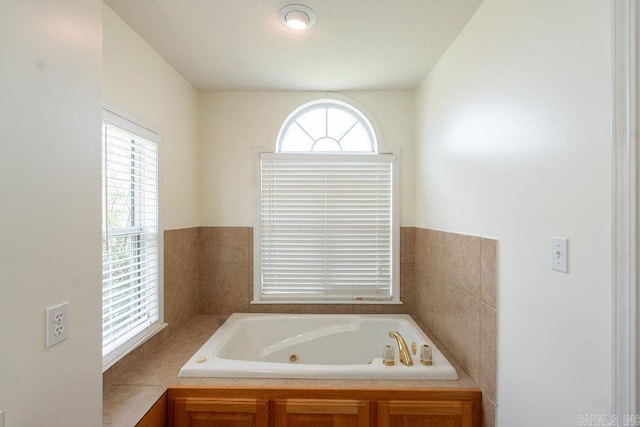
top-left (377, 400), bottom-right (477, 427)
top-left (136, 392), bottom-right (167, 427)
top-left (166, 387), bottom-right (482, 427)
top-left (275, 399), bottom-right (369, 427)
top-left (173, 397), bottom-right (269, 427)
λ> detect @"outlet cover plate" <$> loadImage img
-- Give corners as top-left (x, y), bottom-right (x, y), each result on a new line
top-left (46, 302), bottom-right (69, 348)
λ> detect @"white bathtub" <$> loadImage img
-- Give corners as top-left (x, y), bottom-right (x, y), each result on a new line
top-left (179, 313), bottom-right (458, 380)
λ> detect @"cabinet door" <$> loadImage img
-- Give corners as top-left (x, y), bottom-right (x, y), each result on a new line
top-left (377, 400), bottom-right (476, 427)
top-left (275, 398), bottom-right (369, 427)
top-left (173, 397), bottom-right (269, 427)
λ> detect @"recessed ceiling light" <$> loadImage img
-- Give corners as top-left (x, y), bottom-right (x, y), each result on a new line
top-left (278, 4), bottom-right (316, 31)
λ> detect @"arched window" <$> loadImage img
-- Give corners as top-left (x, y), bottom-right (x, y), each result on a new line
top-left (277, 100), bottom-right (377, 153)
top-left (255, 98), bottom-right (398, 304)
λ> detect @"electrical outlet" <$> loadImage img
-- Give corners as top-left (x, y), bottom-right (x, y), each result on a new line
top-left (46, 302), bottom-right (69, 348)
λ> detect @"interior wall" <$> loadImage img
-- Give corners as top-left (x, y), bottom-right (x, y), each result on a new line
top-left (102, 4), bottom-right (200, 230)
top-left (637, 1), bottom-right (640, 412)
top-left (414, 0), bottom-right (612, 425)
top-left (637, 102), bottom-right (640, 416)
top-left (0, 1), bottom-right (103, 426)
top-left (199, 91), bottom-right (415, 227)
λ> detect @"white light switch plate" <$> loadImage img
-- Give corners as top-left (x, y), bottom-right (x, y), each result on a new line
top-left (551, 238), bottom-right (568, 273)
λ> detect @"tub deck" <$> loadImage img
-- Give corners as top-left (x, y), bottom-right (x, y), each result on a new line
top-left (179, 313), bottom-right (457, 380)
top-left (103, 315), bottom-right (479, 427)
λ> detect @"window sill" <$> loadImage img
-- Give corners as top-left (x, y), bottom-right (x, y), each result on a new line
top-left (102, 322), bottom-right (168, 372)
top-left (250, 300), bottom-right (404, 305)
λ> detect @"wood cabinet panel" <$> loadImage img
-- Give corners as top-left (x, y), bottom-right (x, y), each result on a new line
top-left (166, 387), bottom-right (482, 427)
top-left (136, 392), bottom-right (167, 427)
top-left (174, 397), bottom-right (268, 427)
top-left (377, 400), bottom-right (475, 427)
top-left (275, 399), bottom-right (369, 427)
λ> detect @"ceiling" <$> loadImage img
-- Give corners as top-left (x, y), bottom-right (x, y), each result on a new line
top-left (104, 0), bottom-right (483, 91)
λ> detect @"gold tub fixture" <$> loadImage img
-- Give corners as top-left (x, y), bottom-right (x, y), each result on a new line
top-left (411, 342), bottom-right (417, 355)
top-left (420, 344), bottom-right (433, 366)
top-left (383, 345), bottom-right (395, 366)
top-left (388, 331), bottom-right (414, 366)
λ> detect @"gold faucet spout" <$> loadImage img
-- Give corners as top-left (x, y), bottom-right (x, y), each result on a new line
top-left (388, 331), bottom-right (414, 366)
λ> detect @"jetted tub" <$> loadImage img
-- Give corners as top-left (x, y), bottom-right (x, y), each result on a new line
top-left (179, 313), bottom-right (458, 380)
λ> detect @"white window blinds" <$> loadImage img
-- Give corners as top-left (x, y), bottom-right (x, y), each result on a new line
top-left (102, 108), bottom-right (161, 369)
top-left (258, 153), bottom-right (397, 301)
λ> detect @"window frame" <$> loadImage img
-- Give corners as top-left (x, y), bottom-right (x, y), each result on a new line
top-left (276, 99), bottom-right (378, 154)
top-left (101, 100), bottom-right (166, 371)
top-left (253, 98), bottom-right (400, 304)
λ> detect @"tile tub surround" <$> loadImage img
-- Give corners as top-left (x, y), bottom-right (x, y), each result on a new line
top-left (103, 314), bottom-right (480, 426)
top-left (104, 226), bottom-right (496, 425)
top-left (414, 228), bottom-right (498, 427)
top-left (173, 225), bottom-right (496, 410)
top-left (164, 227), bottom-right (201, 337)
top-left (194, 226), bottom-right (496, 419)
top-left (199, 227), bottom-right (251, 314)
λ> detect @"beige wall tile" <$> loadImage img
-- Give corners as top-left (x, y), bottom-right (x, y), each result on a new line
top-left (282, 304), bottom-right (354, 314)
top-left (248, 258), bottom-right (254, 301)
top-left (164, 227), bottom-right (200, 336)
top-left (441, 282), bottom-right (481, 383)
top-left (414, 266), bottom-right (428, 325)
top-left (400, 262), bottom-right (416, 317)
top-left (480, 303), bottom-right (497, 404)
top-left (103, 385), bottom-right (166, 427)
top-left (425, 229), bottom-right (444, 279)
top-left (414, 227), bottom-right (428, 332)
top-left (200, 262), bottom-right (249, 314)
top-left (414, 227), bottom-right (428, 272)
top-left (414, 227), bottom-right (444, 341)
top-left (415, 259), bottom-right (427, 296)
top-left (247, 304), bottom-right (299, 313)
top-left (249, 304), bottom-right (354, 314)
top-left (248, 227), bottom-right (254, 262)
top-left (400, 226), bottom-right (415, 264)
top-left (481, 238), bottom-right (497, 308)
top-left (351, 303), bottom-right (405, 314)
top-left (417, 274), bottom-right (444, 339)
top-left (200, 226), bottom-right (250, 263)
top-left (444, 232), bottom-right (481, 298)
top-left (455, 366), bottom-right (478, 389)
top-left (482, 393), bottom-right (496, 427)
top-left (415, 228), bottom-right (444, 278)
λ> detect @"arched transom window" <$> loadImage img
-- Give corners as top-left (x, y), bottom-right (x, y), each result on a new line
top-left (256, 98), bottom-right (398, 304)
top-left (277, 100), bottom-right (377, 153)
